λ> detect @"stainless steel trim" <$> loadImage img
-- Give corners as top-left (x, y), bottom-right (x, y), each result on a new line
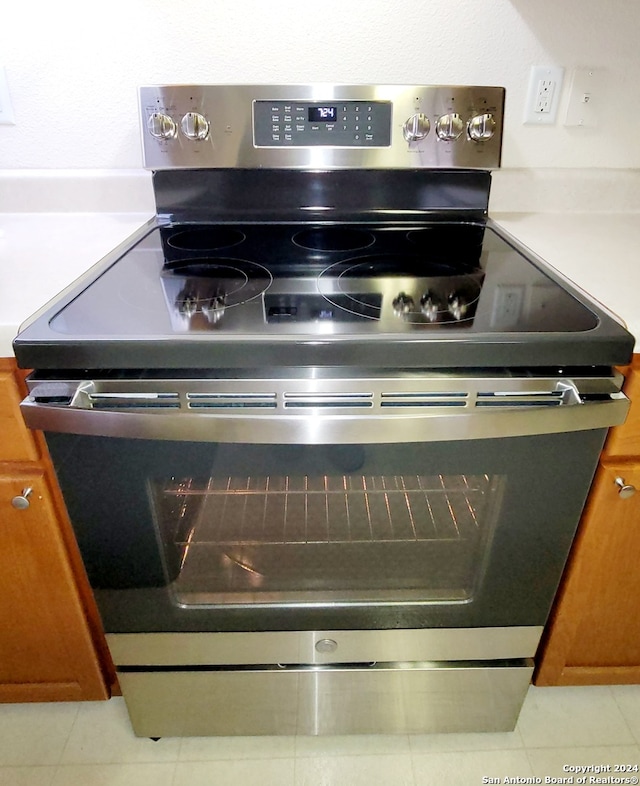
top-left (106, 627), bottom-right (543, 666)
top-left (21, 372), bottom-right (629, 443)
top-left (139, 84), bottom-right (504, 170)
top-left (117, 659), bottom-right (533, 736)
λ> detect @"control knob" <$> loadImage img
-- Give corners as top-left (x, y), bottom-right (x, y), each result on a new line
top-left (392, 292), bottom-right (415, 316)
top-left (447, 294), bottom-right (468, 321)
top-left (402, 113), bottom-right (430, 143)
top-left (420, 292), bottom-right (440, 322)
top-left (147, 112), bottom-right (177, 140)
top-left (467, 113), bottom-right (496, 142)
top-left (435, 113), bottom-right (464, 142)
top-left (181, 112), bottom-right (210, 141)
top-left (202, 296), bottom-right (226, 325)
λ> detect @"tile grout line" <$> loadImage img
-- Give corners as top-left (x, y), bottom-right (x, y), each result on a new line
top-left (609, 684), bottom-right (640, 747)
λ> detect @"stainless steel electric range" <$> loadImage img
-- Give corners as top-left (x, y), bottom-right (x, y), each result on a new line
top-left (14, 85), bottom-right (634, 737)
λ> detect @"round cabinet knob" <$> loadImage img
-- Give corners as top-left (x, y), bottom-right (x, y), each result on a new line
top-left (467, 113), bottom-right (496, 142)
top-left (11, 487), bottom-right (33, 510)
top-left (403, 113), bottom-right (431, 143)
top-left (435, 113), bottom-right (464, 142)
top-left (181, 112), bottom-right (210, 141)
top-left (147, 112), bottom-right (177, 140)
top-left (615, 477), bottom-right (636, 499)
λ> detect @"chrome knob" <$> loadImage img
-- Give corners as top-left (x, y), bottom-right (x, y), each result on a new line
top-left (11, 487), bottom-right (32, 510)
top-left (615, 477), bottom-right (636, 499)
top-left (202, 296), bottom-right (226, 325)
top-left (147, 112), bottom-right (177, 140)
top-left (447, 294), bottom-right (468, 320)
top-left (392, 292), bottom-right (415, 315)
top-left (467, 113), bottom-right (496, 142)
top-left (181, 112), bottom-right (210, 141)
top-left (403, 113), bottom-right (430, 142)
top-left (420, 291), bottom-right (440, 322)
top-left (436, 113), bottom-right (464, 141)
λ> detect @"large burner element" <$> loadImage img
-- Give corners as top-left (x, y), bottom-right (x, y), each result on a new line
top-left (317, 254), bottom-right (484, 326)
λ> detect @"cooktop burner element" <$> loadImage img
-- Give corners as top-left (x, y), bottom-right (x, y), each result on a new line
top-left (161, 258), bottom-right (273, 330)
top-left (292, 228), bottom-right (376, 252)
top-left (167, 227), bottom-right (245, 251)
top-left (316, 254), bottom-right (483, 325)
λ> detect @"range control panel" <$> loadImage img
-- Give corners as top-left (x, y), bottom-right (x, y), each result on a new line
top-left (253, 100), bottom-right (392, 147)
top-left (139, 84), bottom-right (505, 170)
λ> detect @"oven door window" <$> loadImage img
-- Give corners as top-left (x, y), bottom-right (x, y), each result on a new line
top-left (150, 460), bottom-right (504, 607)
top-left (45, 430), bottom-right (605, 631)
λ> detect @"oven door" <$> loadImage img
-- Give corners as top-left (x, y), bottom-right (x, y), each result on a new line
top-left (30, 400), bottom-right (616, 636)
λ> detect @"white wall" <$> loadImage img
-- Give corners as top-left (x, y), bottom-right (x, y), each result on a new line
top-left (1, 0), bottom-right (639, 170)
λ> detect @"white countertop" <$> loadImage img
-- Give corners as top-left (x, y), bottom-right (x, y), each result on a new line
top-left (0, 212), bottom-right (153, 356)
top-left (491, 212), bottom-right (639, 349)
top-left (1, 178), bottom-right (638, 357)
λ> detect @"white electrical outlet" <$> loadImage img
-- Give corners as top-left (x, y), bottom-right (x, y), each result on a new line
top-left (0, 67), bottom-right (16, 125)
top-left (523, 66), bottom-right (564, 125)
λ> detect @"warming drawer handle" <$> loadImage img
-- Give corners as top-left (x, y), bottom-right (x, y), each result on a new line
top-left (11, 488), bottom-right (32, 510)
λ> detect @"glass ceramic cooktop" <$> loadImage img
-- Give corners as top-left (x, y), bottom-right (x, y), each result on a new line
top-left (49, 222), bottom-right (599, 337)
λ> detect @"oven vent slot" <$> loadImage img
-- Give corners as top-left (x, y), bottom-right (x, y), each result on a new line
top-left (87, 392), bottom-right (181, 410)
top-left (475, 390), bottom-right (564, 408)
top-left (381, 392), bottom-right (468, 408)
top-left (187, 393), bottom-right (277, 409)
top-left (283, 393), bottom-right (374, 409)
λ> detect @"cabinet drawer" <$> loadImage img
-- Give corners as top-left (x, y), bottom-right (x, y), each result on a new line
top-left (0, 366), bottom-right (38, 462)
top-left (606, 357), bottom-right (640, 458)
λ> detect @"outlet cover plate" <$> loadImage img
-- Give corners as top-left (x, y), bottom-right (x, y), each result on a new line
top-left (524, 66), bottom-right (564, 125)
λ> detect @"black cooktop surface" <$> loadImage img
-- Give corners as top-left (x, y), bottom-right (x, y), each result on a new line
top-left (14, 220), bottom-right (634, 369)
top-left (50, 222), bottom-right (598, 334)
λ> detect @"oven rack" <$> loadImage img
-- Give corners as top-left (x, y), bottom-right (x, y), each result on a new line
top-left (161, 474), bottom-right (498, 547)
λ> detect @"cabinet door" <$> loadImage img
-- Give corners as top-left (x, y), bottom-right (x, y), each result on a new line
top-left (0, 366), bottom-right (39, 462)
top-left (0, 470), bottom-right (108, 701)
top-left (606, 360), bottom-right (640, 458)
top-left (535, 461), bottom-right (640, 685)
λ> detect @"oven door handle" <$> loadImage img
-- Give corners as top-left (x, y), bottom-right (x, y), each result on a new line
top-left (19, 380), bottom-right (630, 444)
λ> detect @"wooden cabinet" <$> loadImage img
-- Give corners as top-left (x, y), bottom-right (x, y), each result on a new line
top-left (535, 356), bottom-right (640, 686)
top-left (0, 358), bottom-right (111, 702)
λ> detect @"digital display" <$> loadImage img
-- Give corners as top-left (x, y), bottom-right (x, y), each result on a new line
top-left (308, 106), bottom-right (337, 122)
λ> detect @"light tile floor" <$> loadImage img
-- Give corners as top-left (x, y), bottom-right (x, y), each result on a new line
top-left (1, 685), bottom-right (640, 785)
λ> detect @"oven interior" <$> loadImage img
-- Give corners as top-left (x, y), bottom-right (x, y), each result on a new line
top-left (151, 467), bottom-right (504, 606)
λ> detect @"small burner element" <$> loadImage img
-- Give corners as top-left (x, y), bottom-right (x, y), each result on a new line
top-left (293, 228), bottom-right (375, 252)
top-left (167, 227), bottom-right (245, 251)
